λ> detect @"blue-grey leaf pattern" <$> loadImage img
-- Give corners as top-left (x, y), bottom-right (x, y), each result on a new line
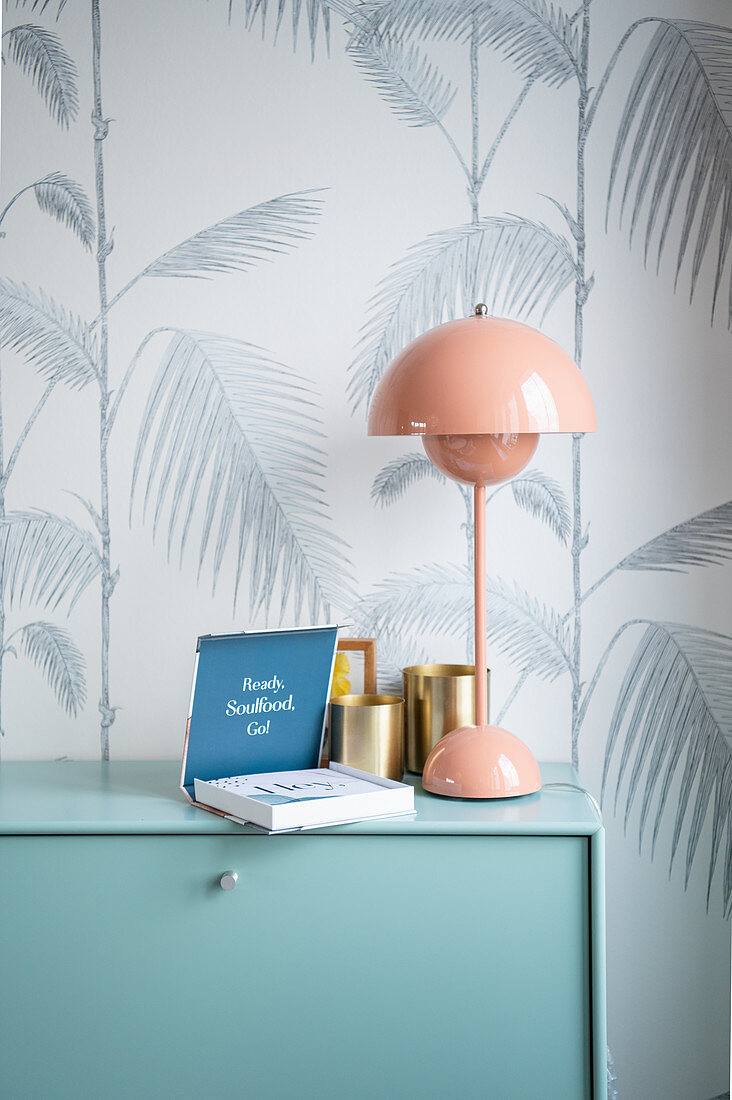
top-left (372, 455), bottom-right (570, 543)
top-left (360, 0), bottom-right (579, 88)
top-left (607, 21), bottom-right (732, 329)
top-left (227, 0), bottom-right (332, 59)
top-left (371, 452), bottom-right (447, 507)
top-left (354, 562), bottom-right (473, 638)
top-left (0, 280), bottom-right (97, 389)
top-left (31, 174), bottom-right (95, 250)
top-left (484, 576), bottom-right (572, 681)
top-left (0, 173), bottom-right (94, 247)
top-left (12, 621), bottom-right (86, 716)
top-left (356, 564), bottom-right (571, 680)
top-left (0, 0), bottom-right (340, 759)
top-left (131, 330), bottom-right (356, 619)
top-left (347, 35), bottom-right (456, 127)
top-left (349, 216), bottom-right (576, 409)
top-left (617, 500), bottom-right (732, 573)
top-left (138, 191), bottom-right (324, 281)
top-left (602, 622), bottom-right (732, 913)
top-left (2, 23), bottom-right (78, 126)
top-left (9, 1), bottom-right (69, 13)
top-left (506, 468), bottom-right (571, 544)
top-left (376, 630), bottom-right (431, 696)
top-left (0, 512), bottom-right (102, 612)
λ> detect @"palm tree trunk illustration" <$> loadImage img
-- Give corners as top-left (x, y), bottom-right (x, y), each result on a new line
top-left (91, 0), bottom-right (116, 760)
top-left (469, 19), bottom-right (480, 226)
top-left (570, 0), bottom-right (591, 769)
top-left (0, 393), bottom-right (5, 755)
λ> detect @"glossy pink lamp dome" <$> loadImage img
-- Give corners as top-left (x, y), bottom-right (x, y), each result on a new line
top-left (368, 307), bottom-right (596, 799)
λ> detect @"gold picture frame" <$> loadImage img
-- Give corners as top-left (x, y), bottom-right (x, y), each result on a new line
top-left (332, 638), bottom-right (377, 696)
top-left (321, 638), bottom-right (377, 766)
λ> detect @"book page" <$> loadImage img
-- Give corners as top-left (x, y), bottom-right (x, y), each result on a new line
top-left (206, 768), bottom-right (383, 806)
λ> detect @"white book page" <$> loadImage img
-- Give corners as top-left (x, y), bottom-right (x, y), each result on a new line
top-left (206, 768), bottom-right (383, 806)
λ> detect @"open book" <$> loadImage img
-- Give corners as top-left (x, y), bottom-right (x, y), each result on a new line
top-left (194, 762), bottom-right (414, 833)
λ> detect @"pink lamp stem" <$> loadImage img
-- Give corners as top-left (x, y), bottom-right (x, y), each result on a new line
top-left (473, 482), bottom-right (488, 727)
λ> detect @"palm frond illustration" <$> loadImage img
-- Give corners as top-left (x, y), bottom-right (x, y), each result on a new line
top-left (0, 512), bottom-right (102, 612)
top-left (376, 630), bottom-right (431, 695)
top-left (347, 2), bottom-right (541, 223)
top-left (139, 193), bottom-right (323, 279)
top-left (3, 0), bottom-right (330, 757)
top-left (0, 512), bottom-right (97, 739)
top-left (607, 21), bottom-right (732, 329)
top-left (349, 217), bottom-right (576, 409)
top-left (223, 0), bottom-right (335, 59)
top-left (131, 330), bottom-right (356, 621)
top-left (3, 621), bottom-right (86, 717)
top-left (105, 191), bottom-right (324, 312)
top-left (568, 497), bottom-right (732, 904)
top-left (1, 23), bottom-right (78, 126)
top-left (371, 453), bottom-right (570, 543)
top-left (484, 576), bottom-right (572, 680)
top-left (0, 14), bottom-right (90, 751)
top-left (618, 501), bottom-right (732, 573)
top-left (370, 452), bottom-right (447, 507)
top-left (355, 564), bottom-right (571, 682)
top-left (347, 34), bottom-right (456, 127)
top-left (9, 1), bottom-right (70, 13)
top-left (0, 174), bottom-right (94, 248)
top-left (601, 622), bottom-right (732, 913)
top-left (78, 40), bottom-right (323, 748)
top-left (501, 468), bottom-right (571, 543)
top-left (354, 563), bottom-right (473, 639)
top-left (89, 7), bottom-right (324, 758)
top-left (0, 280), bottom-right (98, 389)
top-left (358, 0), bottom-right (579, 88)
top-left (582, 500), bottom-right (732, 604)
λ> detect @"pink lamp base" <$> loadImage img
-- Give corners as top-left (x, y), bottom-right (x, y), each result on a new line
top-left (422, 724), bottom-right (542, 799)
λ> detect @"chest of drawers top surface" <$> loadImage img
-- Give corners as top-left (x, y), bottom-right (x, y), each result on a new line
top-left (0, 760), bottom-right (600, 835)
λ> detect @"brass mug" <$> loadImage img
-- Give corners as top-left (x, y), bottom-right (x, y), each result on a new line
top-left (329, 694), bottom-right (404, 782)
top-left (403, 664), bottom-right (489, 774)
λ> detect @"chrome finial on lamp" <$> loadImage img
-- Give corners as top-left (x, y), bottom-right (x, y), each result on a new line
top-left (368, 308), bottom-right (596, 799)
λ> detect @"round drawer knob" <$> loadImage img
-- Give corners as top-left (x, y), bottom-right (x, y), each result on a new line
top-left (219, 870), bottom-right (238, 891)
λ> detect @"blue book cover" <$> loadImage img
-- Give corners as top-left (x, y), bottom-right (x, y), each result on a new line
top-left (181, 625), bottom-right (338, 801)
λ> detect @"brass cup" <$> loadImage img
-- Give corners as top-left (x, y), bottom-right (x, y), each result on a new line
top-left (403, 664), bottom-right (489, 774)
top-left (329, 694), bottom-right (404, 782)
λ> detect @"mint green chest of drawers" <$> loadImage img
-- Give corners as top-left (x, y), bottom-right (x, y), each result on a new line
top-left (0, 762), bottom-right (605, 1099)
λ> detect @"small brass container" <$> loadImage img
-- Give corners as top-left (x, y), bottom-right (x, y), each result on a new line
top-left (330, 694), bottom-right (404, 782)
top-left (403, 664), bottom-right (489, 774)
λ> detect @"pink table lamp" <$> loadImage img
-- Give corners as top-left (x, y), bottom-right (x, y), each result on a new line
top-left (368, 306), bottom-right (596, 798)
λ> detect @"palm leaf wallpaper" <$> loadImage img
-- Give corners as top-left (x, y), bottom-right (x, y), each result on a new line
top-left (347, 35), bottom-right (457, 126)
top-left (1, 21), bottom-right (78, 126)
top-left (138, 192), bottom-right (324, 280)
top-left (12, 620), bottom-right (86, 716)
top-left (1, 0), bottom-right (730, 1095)
top-left (607, 20), bottom-right (732, 328)
top-left (0, 280), bottom-right (98, 389)
top-left (358, 0), bottom-right (580, 88)
top-left (348, 216), bottom-right (577, 408)
top-left (131, 329), bottom-right (355, 618)
top-left (602, 622), bottom-right (732, 908)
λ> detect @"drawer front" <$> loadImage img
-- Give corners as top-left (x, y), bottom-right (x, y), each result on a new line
top-left (0, 833), bottom-right (590, 1099)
